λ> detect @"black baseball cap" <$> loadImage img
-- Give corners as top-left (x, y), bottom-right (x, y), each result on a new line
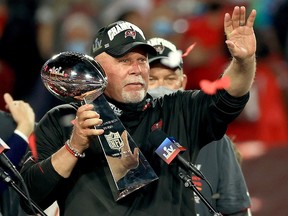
top-left (91, 20), bottom-right (156, 57)
top-left (147, 37), bottom-right (183, 69)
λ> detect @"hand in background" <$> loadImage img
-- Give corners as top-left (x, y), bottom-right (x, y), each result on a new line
top-left (3, 93), bottom-right (35, 138)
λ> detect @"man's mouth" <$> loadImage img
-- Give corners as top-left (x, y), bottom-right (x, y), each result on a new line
top-left (125, 82), bottom-right (144, 90)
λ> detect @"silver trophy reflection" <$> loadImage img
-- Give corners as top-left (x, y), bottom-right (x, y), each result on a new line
top-left (41, 52), bottom-right (158, 201)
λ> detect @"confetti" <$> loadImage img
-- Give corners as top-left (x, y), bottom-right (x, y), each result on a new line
top-left (200, 76), bottom-right (231, 95)
top-left (182, 42), bottom-right (196, 57)
top-left (161, 50), bottom-right (183, 68)
top-left (28, 133), bottom-right (38, 161)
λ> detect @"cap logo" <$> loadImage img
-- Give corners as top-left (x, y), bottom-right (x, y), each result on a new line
top-left (153, 43), bottom-right (165, 55)
top-left (92, 38), bottom-right (103, 53)
top-left (148, 37), bottom-right (183, 69)
top-left (107, 22), bottom-right (145, 41)
top-left (125, 30), bottom-right (136, 39)
top-left (148, 38), bottom-right (177, 53)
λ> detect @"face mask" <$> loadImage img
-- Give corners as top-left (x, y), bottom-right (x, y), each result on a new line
top-left (148, 86), bottom-right (177, 99)
top-left (64, 41), bottom-right (89, 53)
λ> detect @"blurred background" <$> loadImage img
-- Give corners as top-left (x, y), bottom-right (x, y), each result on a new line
top-left (0, 0), bottom-right (288, 215)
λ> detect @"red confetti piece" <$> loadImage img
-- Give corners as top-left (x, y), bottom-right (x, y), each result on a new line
top-left (28, 133), bottom-right (38, 161)
top-left (199, 76), bottom-right (231, 95)
top-left (182, 42), bottom-right (196, 57)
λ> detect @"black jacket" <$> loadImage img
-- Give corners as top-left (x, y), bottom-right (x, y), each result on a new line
top-left (20, 90), bottom-right (248, 216)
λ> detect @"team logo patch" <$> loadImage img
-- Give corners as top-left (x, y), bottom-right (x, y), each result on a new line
top-left (153, 44), bottom-right (165, 55)
top-left (125, 30), bottom-right (136, 39)
top-left (151, 119), bottom-right (163, 131)
top-left (104, 131), bottom-right (124, 151)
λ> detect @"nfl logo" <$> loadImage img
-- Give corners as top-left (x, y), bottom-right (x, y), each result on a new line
top-left (104, 131), bottom-right (124, 151)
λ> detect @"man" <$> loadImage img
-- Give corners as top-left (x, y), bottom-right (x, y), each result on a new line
top-left (147, 37), bottom-right (251, 216)
top-left (20, 6), bottom-right (256, 216)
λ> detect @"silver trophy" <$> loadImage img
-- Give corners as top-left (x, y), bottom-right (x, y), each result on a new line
top-left (41, 52), bottom-right (107, 103)
top-left (41, 52), bottom-right (158, 201)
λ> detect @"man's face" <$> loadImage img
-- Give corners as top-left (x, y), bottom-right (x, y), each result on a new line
top-left (95, 47), bottom-right (150, 103)
top-left (148, 62), bottom-right (184, 91)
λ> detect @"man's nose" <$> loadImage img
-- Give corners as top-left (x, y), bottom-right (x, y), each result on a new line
top-left (157, 79), bottom-right (165, 86)
top-left (129, 62), bottom-right (142, 75)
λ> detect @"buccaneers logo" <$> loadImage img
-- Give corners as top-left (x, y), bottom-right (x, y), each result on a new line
top-left (153, 43), bottom-right (165, 55)
top-left (125, 30), bottom-right (136, 39)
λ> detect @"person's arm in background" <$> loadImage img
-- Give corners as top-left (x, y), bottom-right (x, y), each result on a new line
top-left (2, 93), bottom-right (35, 167)
top-left (222, 6), bottom-right (257, 97)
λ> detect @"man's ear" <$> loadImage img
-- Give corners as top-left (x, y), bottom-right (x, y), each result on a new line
top-left (182, 74), bottom-right (187, 89)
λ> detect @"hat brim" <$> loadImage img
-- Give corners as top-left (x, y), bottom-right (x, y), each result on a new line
top-left (149, 56), bottom-right (182, 69)
top-left (106, 42), bottom-right (157, 58)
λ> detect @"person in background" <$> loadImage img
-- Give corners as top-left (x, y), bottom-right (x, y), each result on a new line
top-left (58, 11), bottom-right (95, 54)
top-left (147, 37), bottom-right (251, 216)
top-left (0, 0), bottom-right (44, 101)
top-left (20, 6), bottom-right (256, 216)
top-left (28, 8), bottom-right (97, 122)
top-left (0, 93), bottom-right (35, 216)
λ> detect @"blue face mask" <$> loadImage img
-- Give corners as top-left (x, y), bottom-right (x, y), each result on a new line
top-left (64, 41), bottom-right (89, 53)
top-left (148, 86), bottom-right (176, 99)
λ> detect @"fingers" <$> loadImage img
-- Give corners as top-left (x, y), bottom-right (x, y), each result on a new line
top-left (239, 6), bottom-right (246, 27)
top-left (133, 148), bottom-right (139, 157)
top-left (3, 92), bottom-right (32, 115)
top-left (120, 131), bottom-right (140, 160)
top-left (246, 9), bottom-right (257, 28)
top-left (70, 105), bottom-right (104, 153)
top-left (3, 93), bottom-right (35, 136)
top-left (231, 6), bottom-right (246, 27)
top-left (78, 112), bottom-right (102, 129)
top-left (77, 103), bottom-right (94, 114)
top-left (3, 93), bottom-right (14, 109)
top-left (3, 93), bottom-right (30, 111)
top-left (224, 6), bottom-right (255, 37)
top-left (231, 6), bottom-right (241, 28)
top-left (120, 130), bottom-right (132, 156)
top-left (121, 130), bottom-right (129, 150)
top-left (76, 104), bottom-right (102, 128)
top-left (73, 104), bottom-right (104, 139)
top-left (224, 12), bottom-right (233, 37)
